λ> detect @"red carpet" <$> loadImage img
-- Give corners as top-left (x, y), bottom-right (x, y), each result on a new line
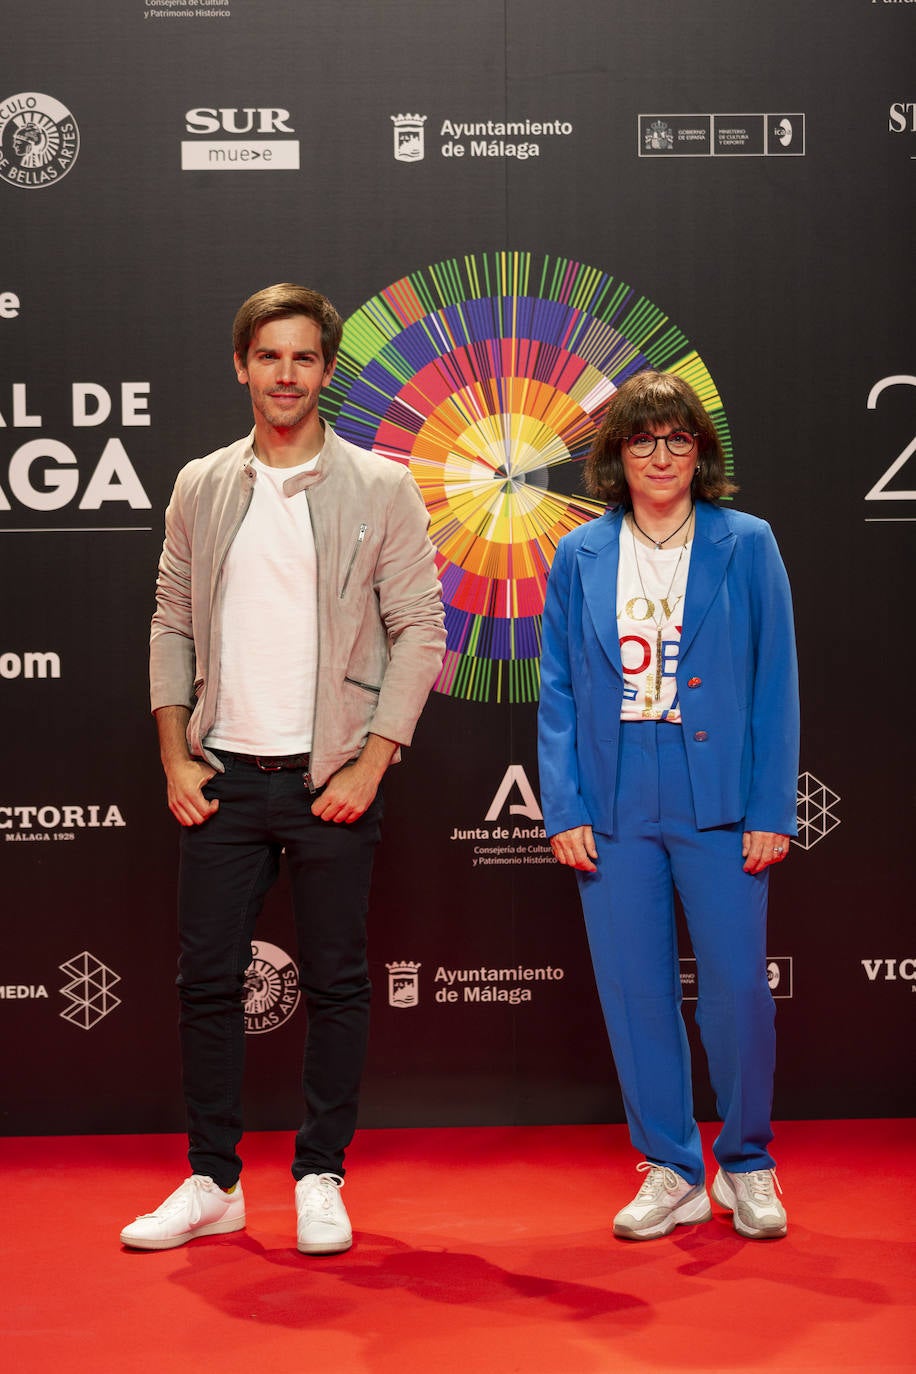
top-left (2, 1120), bottom-right (913, 1373)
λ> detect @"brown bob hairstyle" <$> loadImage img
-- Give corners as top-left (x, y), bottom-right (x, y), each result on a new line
top-left (585, 369), bottom-right (737, 506)
top-left (232, 283), bottom-right (344, 370)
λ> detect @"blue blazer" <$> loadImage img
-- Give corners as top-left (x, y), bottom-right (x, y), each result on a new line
top-left (537, 502), bottom-right (799, 838)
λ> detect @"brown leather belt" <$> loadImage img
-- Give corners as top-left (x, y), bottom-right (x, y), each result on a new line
top-left (228, 752), bottom-right (311, 772)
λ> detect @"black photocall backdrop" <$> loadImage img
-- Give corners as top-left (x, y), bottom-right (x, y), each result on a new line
top-left (1, 1), bottom-right (913, 1137)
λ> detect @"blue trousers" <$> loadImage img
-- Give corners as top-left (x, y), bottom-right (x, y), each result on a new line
top-left (577, 721), bottom-right (776, 1186)
top-left (177, 751), bottom-right (382, 1189)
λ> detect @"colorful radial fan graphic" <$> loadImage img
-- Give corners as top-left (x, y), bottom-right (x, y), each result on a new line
top-left (322, 252), bottom-right (732, 704)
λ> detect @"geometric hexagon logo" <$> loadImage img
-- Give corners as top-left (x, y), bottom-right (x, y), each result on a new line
top-left (793, 772), bottom-right (841, 850)
top-left (59, 951), bottom-right (121, 1029)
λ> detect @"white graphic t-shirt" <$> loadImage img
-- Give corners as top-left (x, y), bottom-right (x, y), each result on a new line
top-left (616, 531), bottom-right (693, 722)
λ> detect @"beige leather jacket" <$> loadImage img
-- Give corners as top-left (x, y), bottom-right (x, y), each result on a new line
top-left (150, 424), bottom-right (445, 788)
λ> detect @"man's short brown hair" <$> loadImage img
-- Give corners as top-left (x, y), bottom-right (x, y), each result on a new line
top-left (232, 283), bottom-right (344, 368)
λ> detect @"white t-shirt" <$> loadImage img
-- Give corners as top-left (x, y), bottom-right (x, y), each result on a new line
top-left (206, 454), bottom-right (320, 754)
top-left (616, 530), bottom-right (692, 722)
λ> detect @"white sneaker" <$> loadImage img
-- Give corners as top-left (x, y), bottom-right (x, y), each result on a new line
top-left (613, 1162), bottom-right (712, 1240)
top-left (295, 1173), bottom-right (352, 1254)
top-left (120, 1175), bottom-right (245, 1250)
top-left (712, 1167), bottom-right (787, 1238)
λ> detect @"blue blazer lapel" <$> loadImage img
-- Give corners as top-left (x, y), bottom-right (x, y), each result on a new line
top-left (577, 509), bottom-right (624, 679)
top-left (680, 503), bottom-right (737, 658)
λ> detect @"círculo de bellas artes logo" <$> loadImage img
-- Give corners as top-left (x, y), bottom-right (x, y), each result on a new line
top-left (0, 93), bottom-right (79, 189)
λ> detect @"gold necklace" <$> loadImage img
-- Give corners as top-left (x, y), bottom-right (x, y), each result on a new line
top-left (629, 511), bottom-right (693, 703)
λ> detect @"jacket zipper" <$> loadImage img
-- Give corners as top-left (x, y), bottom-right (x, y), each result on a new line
top-left (339, 523), bottom-right (367, 598)
top-left (344, 676), bottom-right (381, 694)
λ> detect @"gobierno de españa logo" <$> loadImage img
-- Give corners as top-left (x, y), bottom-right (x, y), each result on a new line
top-left (322, 251), bottom-right (732, 704)
top-left (0, 93), bottom-right (80, 189)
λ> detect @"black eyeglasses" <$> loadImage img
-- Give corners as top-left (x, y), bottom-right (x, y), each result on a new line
top-left (625, 431), bottom-right (697, 458)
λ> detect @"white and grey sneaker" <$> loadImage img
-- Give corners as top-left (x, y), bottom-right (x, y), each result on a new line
top-left (120, 1175), bottom-right (245, 1250)
top-left (613, 1162), bottom-right (711, 1240)
top-left (295, 1173), bottom-right (352, 1254)
top-left (712, 1167), bottom-right (787, 1239)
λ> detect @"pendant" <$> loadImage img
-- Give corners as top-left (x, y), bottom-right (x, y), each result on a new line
top-left (654, 627), bottom-right (663, 701)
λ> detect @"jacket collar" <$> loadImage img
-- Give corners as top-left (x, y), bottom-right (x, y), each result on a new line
top-left (576, 502), bottom-right (737, 671)
top-left (577, 509), bottom-right (625, 675)
top-left (680, 502), bottom-right (736, 658)
top-left (239, 421), bottom-right (338, 497)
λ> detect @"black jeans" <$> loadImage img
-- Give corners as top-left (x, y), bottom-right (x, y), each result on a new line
top-left (176, 751), bottom-right (382, 1189)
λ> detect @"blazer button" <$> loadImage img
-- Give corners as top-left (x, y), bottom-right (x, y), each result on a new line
top-left (687, 677), bottom-right (702, 688)
top-left (694, 730), bottom-right (708, 742)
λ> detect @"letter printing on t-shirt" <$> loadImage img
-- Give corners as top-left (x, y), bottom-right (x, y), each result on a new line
top-left (615, 533), bottom-right (693, 722)
top-left (206, 453), bottom-right (320, 754)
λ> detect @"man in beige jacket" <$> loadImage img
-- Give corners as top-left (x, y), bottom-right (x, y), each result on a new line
top-left (121, 284), bottom-right (445, 1256)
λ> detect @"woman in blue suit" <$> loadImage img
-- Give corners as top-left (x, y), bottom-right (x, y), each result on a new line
top-left (538, 370), bottom-right (799, 1241)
